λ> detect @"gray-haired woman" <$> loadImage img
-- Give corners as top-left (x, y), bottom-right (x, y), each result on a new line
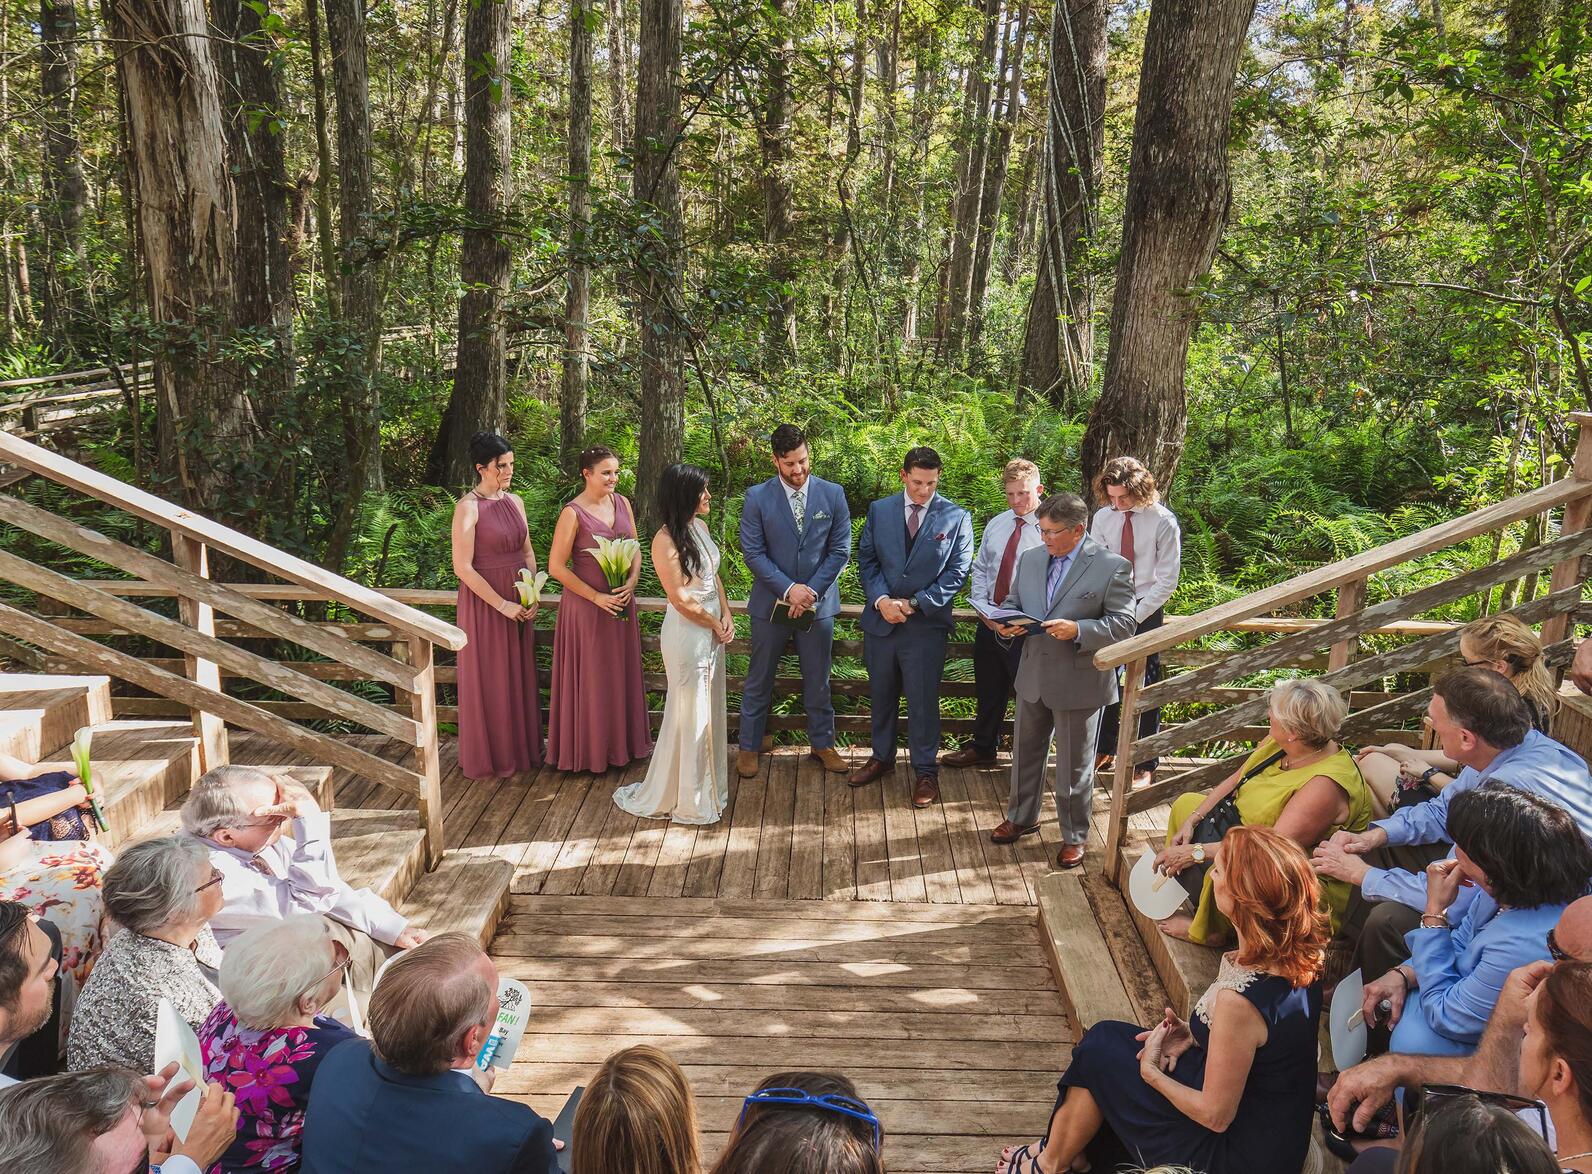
top-left (67, 834), bottom-right (224, 1073)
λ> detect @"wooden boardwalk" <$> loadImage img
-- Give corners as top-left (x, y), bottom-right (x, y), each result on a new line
top-left (231, 734), bottom-right (1073, 1172)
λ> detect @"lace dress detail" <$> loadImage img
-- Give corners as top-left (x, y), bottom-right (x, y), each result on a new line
top-left (1193, 953), bottom-right (1262, 1025)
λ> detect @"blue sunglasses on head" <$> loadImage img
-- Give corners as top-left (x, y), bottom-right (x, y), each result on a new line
top-left (739, 1087), bottom-right (882, 1151)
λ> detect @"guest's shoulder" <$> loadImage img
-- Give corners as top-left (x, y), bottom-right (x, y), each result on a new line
top-left (1089, 505), bottom-right (1113, 527)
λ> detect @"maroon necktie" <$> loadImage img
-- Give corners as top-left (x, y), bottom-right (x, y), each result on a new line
top-left (1121, 511), bottom-right (1136, 569)
top-left (907, 503), bottom-right (923, 541)
top-left (992, 517), bottom-right (1024, 605)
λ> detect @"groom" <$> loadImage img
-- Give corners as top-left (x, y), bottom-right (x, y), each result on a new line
top-left (738, 424), bottom-right (853, 778)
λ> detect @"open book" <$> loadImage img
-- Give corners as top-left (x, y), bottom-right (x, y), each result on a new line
top-left (971, 598), bottom-right (1045, 633)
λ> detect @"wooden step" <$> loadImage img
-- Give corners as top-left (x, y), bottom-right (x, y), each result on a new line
top-left (399, 851), bottom-right (514, 948)
top-left (0, 672), bottom-right (112, 761)
top-left (327, 808), bottom-right (428, 908)
top-left (1119, 844), bottom-right (1220, 1018)
top-left (1036, 870), bottom-right (1138, 1031)
top-left (32, 720), bottom-right (198, 846)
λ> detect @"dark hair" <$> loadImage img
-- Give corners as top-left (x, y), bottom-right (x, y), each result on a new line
top-left (579, 445), bottom-right (618, 474)
top-left (1034, 492), bottom-right (1089, 528)
top-left (708, 1071), bottom-right (882, 1174)
top-left (1395, 1093), bottom-right (1558, 1174)
top-left (656, 464), bottom-right (710, 586)
top-left (1434, 667), bottom-right (1533, 750)
top-left (468, 430), bottom-right (512, 473)
top-left (1447, 782), bottom-right (1592, 909)
top-left (901, 446), bottom-right (942, 473)
top-left (1536, 961), bottom-right (1592, 1132)
top-left (0, 1065), bottom-right (143, 1174)
top-left (0, 901), bottom-right (29, 1015)
top-left (771, 424), bottom-right (806, 458)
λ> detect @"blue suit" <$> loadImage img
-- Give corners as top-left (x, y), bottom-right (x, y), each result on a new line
top-left (856, 492), bottom-right (974, 775)
top-left (738, 475), bottom-right (852, 750)
top-left (300, 1039), bottom-right (557, 1174)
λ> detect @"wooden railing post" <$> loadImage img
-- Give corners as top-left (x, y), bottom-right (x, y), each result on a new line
top-left (1543, 412), bottom-right (1592, 650)
top-left (171, 535), bottom-right (228, 772)
top-left (1328, 575), bottom-right (1367, 671)
top-left (403, 635), bottom-right (445, 869)
top-left (1103, 657), bottom-right (1146, 885)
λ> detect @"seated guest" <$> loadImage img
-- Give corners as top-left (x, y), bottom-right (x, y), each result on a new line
top-left (0, 901), bottom-right (58, 1087)
top-left (199, 914), bottom-right (360, 1172)
top-left (710, 1071), bottom-right (883, 1174)
top-left (1362, 784), bottom-right (1592, 1059)
top-left (182, 766), bottom-right (426, 1001)
top-left (1357, 616), bottom-right (1560, 812)
top-left (1315, 668), bottom-right (1590, 980)
top-left (300, 932), bottom-right (557, 1174)
top-left (572, 1045), bottom-right (700, 1174)
top-left (1154, 678), bottom-right (1372, 944)
top-left (1517, 960), bottom-right (1592, 1171)
top-left (68, 835), bottom-right (223, 1073)
top-left (999, 826), bottom-right (1326, 1174)
top-left (1386, 1093), bottom-right (1560, 1174)
top-left (0, 1064), bottom-right (237, 1174)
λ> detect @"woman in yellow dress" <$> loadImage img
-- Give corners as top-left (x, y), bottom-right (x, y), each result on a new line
top-left (1152, 678), bottom-right (1372, 945)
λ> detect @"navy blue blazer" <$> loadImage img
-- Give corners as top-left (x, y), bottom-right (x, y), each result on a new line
top-left (300, 1039), bottom-right (557, 1174)
top-left (856, 492), bottom-right (974, 637)
top-left (739, 475), bottom-right (852, 621)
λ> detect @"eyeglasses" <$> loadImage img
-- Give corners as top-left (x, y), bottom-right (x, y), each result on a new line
top-left (303, 938), bottom-right (352, 996)
top-left (1462, 657), bottom-right (1491, 668)
top-left (739, 1087), bottom-right (881, 1151)
top-left (1037, 526), bottom-right (1080, 539)
top-left (1406, 1084), bottom-right (1550, 1144)
top-left (1549, 926), bottom-right (1571, 962)
top-left (194, 869), bottom-right (224, 894)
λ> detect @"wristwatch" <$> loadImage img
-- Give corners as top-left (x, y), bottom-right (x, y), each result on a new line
top-left (1191, 844), bottom-right (1207, 864)
top-left (1418, 767), bottom-right (1444, 786)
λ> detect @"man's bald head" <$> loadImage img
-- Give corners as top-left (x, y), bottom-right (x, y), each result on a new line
top-left (1554, 895), bottom-right (1592, 960)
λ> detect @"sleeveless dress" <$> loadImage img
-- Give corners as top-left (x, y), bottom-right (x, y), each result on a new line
top-left (547, 494), bottom-right (653, 773)
top-left (613, 521), bottom-right (729, 824)
top-left (455, 494), bottom-right (544, 779)
top-left (1055, 955), bottom-right (1322, 1174)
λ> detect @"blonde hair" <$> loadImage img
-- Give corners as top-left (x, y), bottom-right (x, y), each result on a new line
top-left (573, 1046), bottom-right (700, 1174)
top-left (1002, 458), bottom-right (1041, 486)
top-left (1268, 678), bottom-right (1348, 749)
top-left (1462, 614), bottom-right (1557, 724)
top-left (1091, 456), bottom-right (1159, 507)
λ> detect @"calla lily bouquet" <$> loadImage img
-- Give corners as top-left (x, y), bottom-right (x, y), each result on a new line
top-left (514, 569), bottom-right (551, 608)
top-left (70, 727), bottom-right (109, 832)
top-left (585, 536), bottom-right (641, 618)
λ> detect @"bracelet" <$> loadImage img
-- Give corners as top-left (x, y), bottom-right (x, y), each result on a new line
top-left (1393, 968), bottom-right (1411, 989)
top-left (1419, 914), bottom-right (1451, 930)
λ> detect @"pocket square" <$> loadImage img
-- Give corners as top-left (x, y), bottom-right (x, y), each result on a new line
top-left (933, 532), bottom-right (948, 541)
top-left (1080, 591), bottom-right (1098, 599)
top-left (812, 511), bottom-right (830, 521)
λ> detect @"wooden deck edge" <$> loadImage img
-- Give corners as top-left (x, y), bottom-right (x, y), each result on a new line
top-left (402, 852), bottom-right (514, 948)
top-left (1036, 871), bottom-right (1136, 1031)
top-left (1117, 845), bottom-right (1220, 1019)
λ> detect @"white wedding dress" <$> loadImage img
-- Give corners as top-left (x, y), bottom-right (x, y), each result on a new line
top-left (613, 520), bottom-right (729, 824)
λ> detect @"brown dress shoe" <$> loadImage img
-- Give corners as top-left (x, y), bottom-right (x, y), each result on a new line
top-left (990, 819), bottom-right (1040, 844)
top-left (941, 746), bottom-right (997, 768)
top-left (809, 747), bottom-right (849, 773)
top-left (848, 759), bottom-right (890, 788)
top-left (912, 774), bottom-right (940, 807)
top-left (1056, 844), bottom-right (1085, 870)
top-left (737, 750), bottom-right (760, 778)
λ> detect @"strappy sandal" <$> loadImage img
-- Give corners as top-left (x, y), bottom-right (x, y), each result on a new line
top-left (996, 1141), bottom-right (1046, 1174)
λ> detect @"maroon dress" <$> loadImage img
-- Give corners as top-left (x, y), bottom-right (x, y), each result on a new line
top-left (547, 495), bottom-right (653, 773)
top-left (455, 494), bottom-right (544, 779)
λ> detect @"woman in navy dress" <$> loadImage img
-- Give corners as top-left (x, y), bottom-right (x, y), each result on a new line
top-left (998, 825), bottom-right (1327, 1174)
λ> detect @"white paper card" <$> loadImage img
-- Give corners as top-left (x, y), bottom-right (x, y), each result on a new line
top-left (1330, 967), bottom-right (1369, 1071)
top-left (153, 998), bottom-right (205, 1140)
top-left (1128, 849), bottom-right (1190, 921)
top-left (476, 977), bottom-right (532, 1070)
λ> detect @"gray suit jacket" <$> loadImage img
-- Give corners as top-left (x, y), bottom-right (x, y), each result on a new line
top-left (1006, 534), bottom-right (1136, 711)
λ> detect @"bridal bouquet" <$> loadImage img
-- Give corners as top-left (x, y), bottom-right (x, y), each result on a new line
top-left (70, 726), bottom-right (110, 832)
top-left (586, 536), bottom-right (641, 619)
top-left (514, 569), bottom-right (551, 608)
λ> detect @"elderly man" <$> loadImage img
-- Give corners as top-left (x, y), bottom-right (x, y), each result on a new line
top-left (181, 765), bottom-right (427, 1002)
top-left (993, 492), bottom-right (1136, 868)
top-left (300, 933), bottom-right (558, 1174)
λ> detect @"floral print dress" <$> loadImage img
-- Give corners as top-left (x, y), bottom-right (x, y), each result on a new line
top-left (198, 1002), bottom-right (358, 1172)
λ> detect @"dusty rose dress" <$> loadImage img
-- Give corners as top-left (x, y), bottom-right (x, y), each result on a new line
top-left (456, 494), bottom-right (544, 779)
top-left (547, 495), bottom-right (653, 773)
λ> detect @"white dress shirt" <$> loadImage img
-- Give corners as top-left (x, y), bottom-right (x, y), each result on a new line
top-left (1090, 502), bottom-right (1181, 623)
top-left (200, 812), bottom-right (408, 948)
top-left (970, 507), bottom-right (1044, 608)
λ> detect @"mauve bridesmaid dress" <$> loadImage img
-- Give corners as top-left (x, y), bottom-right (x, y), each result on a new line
top-left (547, 494), bottom-right (653, 772)
top-left (455, 494), bottom-right (544, 779)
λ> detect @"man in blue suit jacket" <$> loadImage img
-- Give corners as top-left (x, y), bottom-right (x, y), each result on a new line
top-left (737, 424), bottom-right (853, 778)
top-left (300, 933), bottom-right (557, 1174)
top-left (850, 446), bottom-right (974, 808)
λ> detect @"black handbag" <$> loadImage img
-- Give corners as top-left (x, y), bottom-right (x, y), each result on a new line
top-left (2, 771), bottom-right (92, 842)
top-left (1175, 748), bottom-right (1287, 901)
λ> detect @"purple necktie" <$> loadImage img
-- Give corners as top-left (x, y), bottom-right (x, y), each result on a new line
top-left (907, 503), bottom-right (923, 541)
top-left (1046, 555), bottom-right (1067, 608)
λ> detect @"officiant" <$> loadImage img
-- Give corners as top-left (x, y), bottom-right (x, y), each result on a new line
top-left (736, 424), bottom-right (853, 779)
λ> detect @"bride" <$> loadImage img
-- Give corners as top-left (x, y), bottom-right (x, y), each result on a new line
top-left (613, 463), bottom-right (733, 824)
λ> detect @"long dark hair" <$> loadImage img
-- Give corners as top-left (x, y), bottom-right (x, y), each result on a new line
top-left (708, 1072), bottom-right (882, 1174)
top-left (1537, 962), bottom-right (1592, 1132)
top-left (656, 464), bottom-right (709, 585)
top-left (468, 430), bottom-right (512, 475)
top-left (1396, 1093), bottom-right (1558, 1174)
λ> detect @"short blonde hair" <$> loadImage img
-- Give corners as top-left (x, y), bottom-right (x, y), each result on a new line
top-left (1092, 456), bottom-right (1159, 507)
top-left (1268, 678), bottom-right (1347, 748)
top-left (1002, 458), bottom-right (1041, 486)
top-left (219, 915), bottom-right (340, 1028)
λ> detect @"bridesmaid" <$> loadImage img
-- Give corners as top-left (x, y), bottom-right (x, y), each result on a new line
top-left (547, 445), bottom-right (653, 773)
top-left (450, 430), bottom-right (544, 779)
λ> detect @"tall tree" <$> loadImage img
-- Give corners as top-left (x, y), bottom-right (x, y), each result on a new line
top-left (606, 0), bottom-right (631, 154)
top-left (1079, 0), bottom-right (1260, 490)
top-left (632, 0), bottom-right (685, 532)
top-left (1019, 0), bottom-right (1107, 409)
top-left (966, 0), bottom-right (1030, 355)
top-left (759, 0), bottom-right (797, 366)
top-left (562, 0), bottom-right (594, 472)
top-left (429, 0), bottom-right (514, 489)
top-left (38, 0), bottom-right (85, 354)
top-left (939, 0), bottom-right (1002, 357)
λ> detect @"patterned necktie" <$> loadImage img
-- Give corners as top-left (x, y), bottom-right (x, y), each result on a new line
top-left (1121, 510), bottom-right (1136, 569)
top-left (992, 517), bottom-right (1024, 605)
top-left (907, 503), bottom-right (923, 544)
top-left (791, 489), bottom-right (805, 537)
top-left (1046, 554), bottom-right (1067, 609)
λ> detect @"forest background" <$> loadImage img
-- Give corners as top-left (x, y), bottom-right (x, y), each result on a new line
top-left (0, 0), bottom-right (1587, 633)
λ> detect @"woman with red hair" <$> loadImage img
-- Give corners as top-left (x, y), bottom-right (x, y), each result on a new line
top-left (997, 826), bottom-right (1327, 1174)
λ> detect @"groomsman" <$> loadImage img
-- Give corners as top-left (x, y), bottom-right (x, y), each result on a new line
top-left (849, 447), bottom-right (974, 808)
top-left (943, 458), bottom-right (1047, 768)
top-left (738, 424), bottom-right (853, 777)
top-left (992, 493), bottom-right (1135, 868)
top-left (1089, 456), bottom-right (1181, 785)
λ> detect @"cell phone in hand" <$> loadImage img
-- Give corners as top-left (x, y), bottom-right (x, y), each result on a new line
top-left (553, 1085), bottom-right (583, 1174)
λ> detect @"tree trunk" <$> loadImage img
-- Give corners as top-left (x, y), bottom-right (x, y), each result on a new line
top-left (1019, 0), bottom-right (1107, 409)
top-left (104, 0), bottom-right (259, 522)
top-left (967, 0), bottom-right (1029, 356)
top-left (632, 0), bottom-right (685, 534)
top-left (760, 0), bottom-right (797, 367)
top-left (940, 0), bottom-right (1002, 358)
top-left (606, 0), bottom-right (631, 154)
top-left (1079, 0), bottom-right (1259, 493)
top-left (828, 0), bottom-right (866, 352)
top-left (304, 0), bottom-right (340, 316)
top-left (561, 0), bottom-right (594, 473)
top-left (900, 30), bottom-right (934, 342)
top-left (1002, 128), bottom-right (1038, 284)
top-left (38, 0), bottom-right (84, 355)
